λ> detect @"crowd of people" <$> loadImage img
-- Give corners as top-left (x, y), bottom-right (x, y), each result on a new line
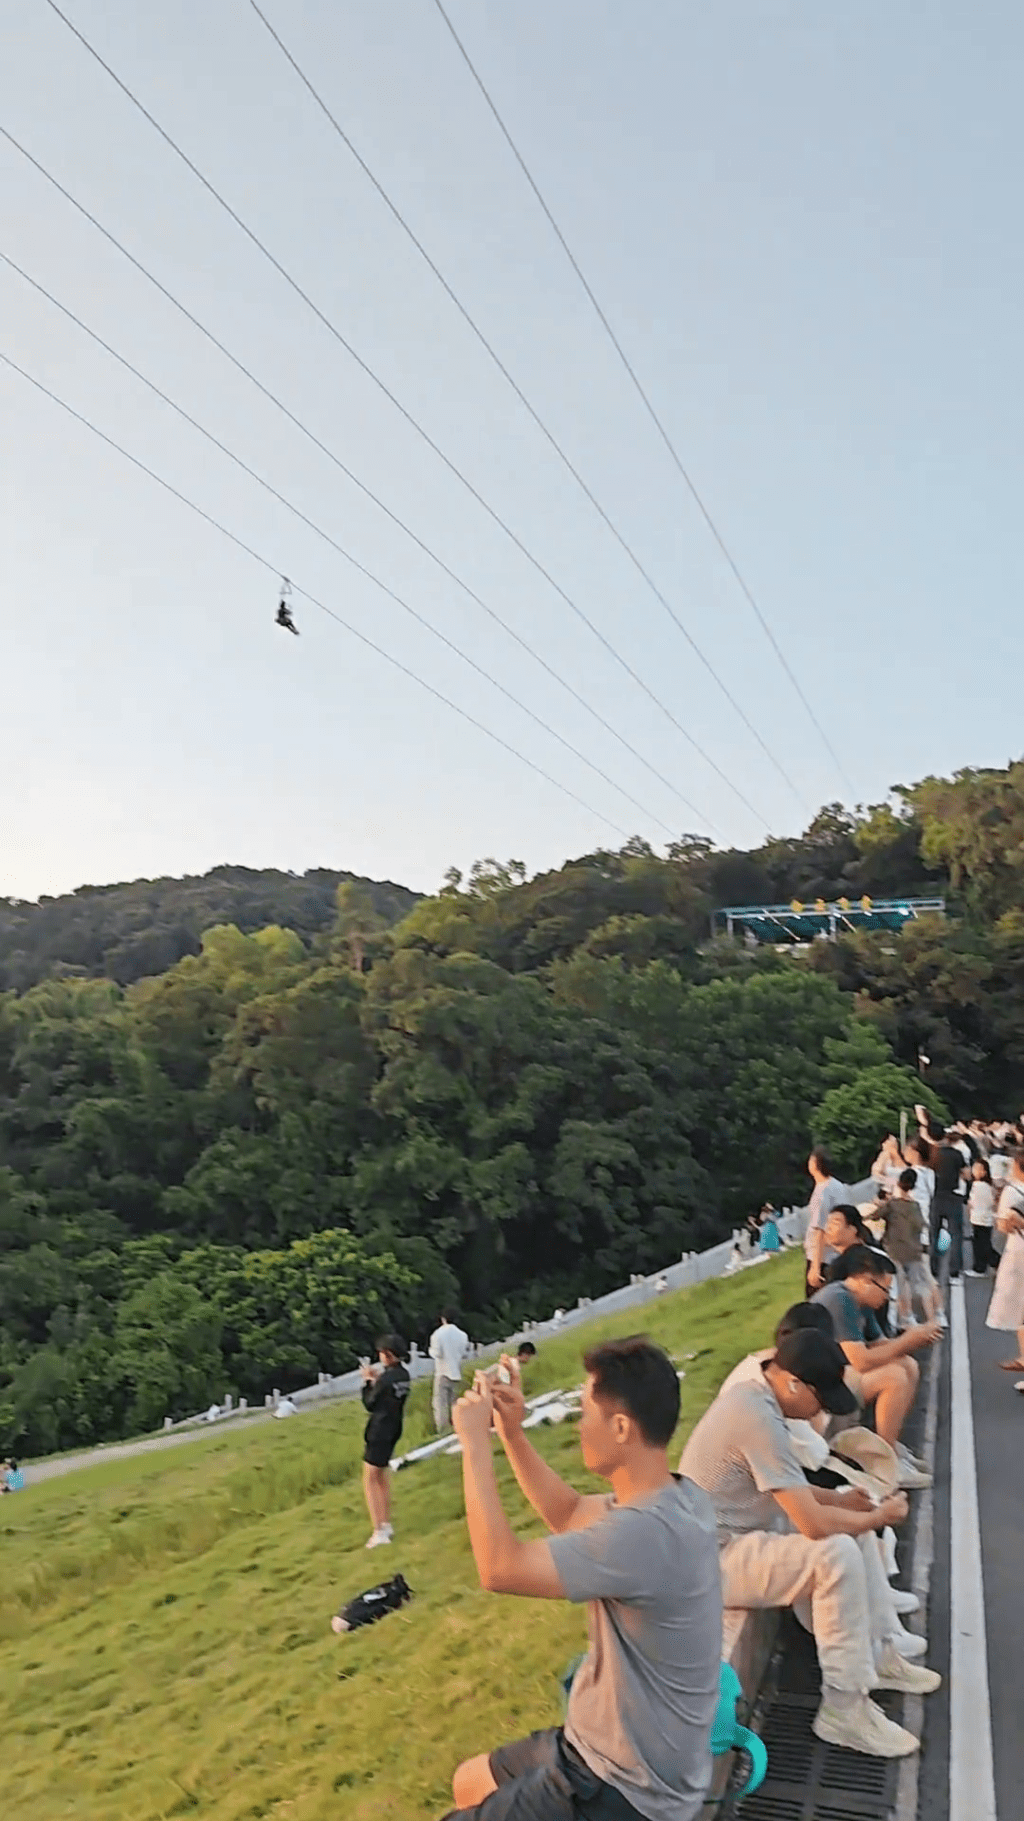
top-left (407, 1112), bottom-right (1024, 1820)
top-left (807, 1111), bottom-right (1024, 1386)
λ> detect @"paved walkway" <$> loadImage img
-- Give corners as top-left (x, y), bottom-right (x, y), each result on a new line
top-left (21, 1411), bottom-right (273, 1486)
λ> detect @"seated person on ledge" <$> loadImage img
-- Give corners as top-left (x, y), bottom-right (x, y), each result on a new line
top-left (444, 1337), bottom-right (722, 1821)
top-left (812, 1247), bottom-right (940, 1448)
top-left (682, 1327), bottom-right (939, 1761)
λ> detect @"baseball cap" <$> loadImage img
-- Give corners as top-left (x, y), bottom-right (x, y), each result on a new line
top-left (774, 1330), bottom-right (858, 1416)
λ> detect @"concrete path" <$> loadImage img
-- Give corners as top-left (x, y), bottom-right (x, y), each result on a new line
top-left (21, 1411), bottom-right (274, 1486)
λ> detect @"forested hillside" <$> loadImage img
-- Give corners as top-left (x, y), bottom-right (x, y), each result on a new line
top-left (0, 865), bottom-right (421, 991)
top-left (3, 760), bottom-right (1024, 1456)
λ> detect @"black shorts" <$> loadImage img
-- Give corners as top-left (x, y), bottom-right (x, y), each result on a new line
top-left (363, 1431), bottom-right (401, 1469)
top-left (442, 1727), bottom-right (642, 1820)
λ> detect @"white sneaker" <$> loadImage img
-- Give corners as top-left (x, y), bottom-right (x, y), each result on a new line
top-left (896, 1461), bottom-right (932, 1490)
top-left (936, 1309), bottom-right (948, 1329)
top-left (891, 1588), bottom-right (920, 1615)
top-left (873, 1643), bottom-right (941, 1695)
top-left (895, 1443), bottom-right (927, 1472)
top-left (813, 1694), bottom-right (920, 1757)
top-left (365, 1528), bottom-right (392, 1550)
top-left (380, 1522), bottom-right (394, 1537)
top-left (1015, 1380), bottom-right (1024, 1394)
top-left (887, 1625), bottom-right (928, 1660)
top-left (881, 1528), bottom-right (899, 1578)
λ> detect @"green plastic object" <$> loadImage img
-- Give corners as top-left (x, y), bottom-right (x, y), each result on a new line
top-left (560, 1657), bottom-right (767, 1801)
top-left (710, 1662), bottom-right (768, 1798)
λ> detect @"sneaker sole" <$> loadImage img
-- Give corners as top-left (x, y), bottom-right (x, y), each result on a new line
top-left (873, 1671), bottom-right (942, 1695)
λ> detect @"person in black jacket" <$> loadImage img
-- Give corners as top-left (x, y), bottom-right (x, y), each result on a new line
top-left (360, 1334), bottom-right (411, 1550)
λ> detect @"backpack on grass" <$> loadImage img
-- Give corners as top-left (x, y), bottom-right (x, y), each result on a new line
top-left (333, 1573), bottom-right (412, 1633)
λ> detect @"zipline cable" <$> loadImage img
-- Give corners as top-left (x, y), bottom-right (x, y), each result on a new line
top-left (0, 346), bottom-right (636, 841)
top-left (246, 0), bottom-right (805, 812)
top-left (431, 0), bottom-right (856, 798)
top-left (0, 246), bottom-right (695, 836)
top-left (37, 0), bottom-right (772, 834)
top-left (0, 124), bottom-right (701, 829)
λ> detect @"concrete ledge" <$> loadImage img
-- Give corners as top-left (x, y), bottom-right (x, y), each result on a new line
top-left (707, 1608), bottom-right (781, 1804)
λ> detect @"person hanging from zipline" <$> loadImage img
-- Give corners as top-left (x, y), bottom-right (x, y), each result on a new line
top-left (276, 577), bottom-right (299, 634)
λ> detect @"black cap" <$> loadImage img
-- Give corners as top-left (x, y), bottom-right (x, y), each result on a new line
top-left (774, 1330), bottom-right (858, 1416)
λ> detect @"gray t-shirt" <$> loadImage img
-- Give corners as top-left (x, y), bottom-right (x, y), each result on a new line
top-left (679, 1378), bottom-right (808, 1545)
top-left (804, 1175), bottom-right (849, 1260)
top-left (549, 1477), bottom-right (722, 1821)
top-left (812, 1280), bottom-right (883, 1345)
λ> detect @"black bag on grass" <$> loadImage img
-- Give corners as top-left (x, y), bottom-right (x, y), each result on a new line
top-left (332, 1573), bottom-right (412, 1633)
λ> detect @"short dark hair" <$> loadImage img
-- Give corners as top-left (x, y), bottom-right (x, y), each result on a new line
top-left (376, 1332), bottom-right (408, 1360)
top-left (516, 1341), bottom-right (537, 1358)
top-left (441, 1308), bottom-right (460, 1324)
top-left (897, 1168), bottom-right (917, 1192)
top-left (830, 1202), bottom-right (867, 1235)
top-left (775, 1301), bottom-right (835, 1344)
top-left (907, 1134), bottom-right (929, 1161)
top-left (809, 1147), bottom-right (834, 1175)
top-left (583, 1335), bottom-right (680, 1446)
top-left (833, 1244), bottom-right (893, 1283)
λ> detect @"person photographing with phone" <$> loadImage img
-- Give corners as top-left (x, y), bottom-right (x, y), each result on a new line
top-left (359, 1334), bottom-right (410, 1550)
top-left (443, 1338), bottom-right (722, 1821)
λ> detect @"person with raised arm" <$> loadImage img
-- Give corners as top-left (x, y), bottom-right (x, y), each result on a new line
top-left (442, 1337), bottom-right (722, 1821)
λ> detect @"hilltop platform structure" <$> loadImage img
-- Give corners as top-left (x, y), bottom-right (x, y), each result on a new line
top-left (715, 896), bottom-right (946, 945)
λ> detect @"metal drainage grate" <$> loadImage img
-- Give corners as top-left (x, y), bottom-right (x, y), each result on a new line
top-left (731, 1618), bottom-right (902, 1821)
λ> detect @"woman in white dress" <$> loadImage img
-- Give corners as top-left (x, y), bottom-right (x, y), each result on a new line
top-left (986, 1150), bottom-right (1024, 1373)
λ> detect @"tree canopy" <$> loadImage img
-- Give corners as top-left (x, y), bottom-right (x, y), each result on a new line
top-left (4, 757), bottom-right (1023, 1455)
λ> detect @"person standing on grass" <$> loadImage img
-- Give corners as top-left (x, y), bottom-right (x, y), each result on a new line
top-left (430, 1308), bottom-right (470, 1433)
top-left (987, 1148), bottom-right (1024, 1377)
top-left (443, 1337), bottom-right (722, 1821)
top-left (360, 1333), bottom-right (410, 1550)
top-left (805, 1149), bottom-right (850, 1294)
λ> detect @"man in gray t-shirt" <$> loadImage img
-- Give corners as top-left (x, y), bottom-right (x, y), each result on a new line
top-left (443, 1338), bottom-right (721, 1821)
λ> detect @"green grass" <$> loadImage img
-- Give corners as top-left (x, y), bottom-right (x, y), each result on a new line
top-left (1, 1251), bottom-right (801, 1821)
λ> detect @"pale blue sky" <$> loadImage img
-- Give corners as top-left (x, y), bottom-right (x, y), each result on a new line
top-left (2, 1), bottom-right (1021, 901)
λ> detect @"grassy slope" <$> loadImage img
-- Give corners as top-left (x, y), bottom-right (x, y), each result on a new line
top-left (1, 1251), bottom-right (801, 1821)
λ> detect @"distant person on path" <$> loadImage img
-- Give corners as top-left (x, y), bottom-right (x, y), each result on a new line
top-left (883, 1171), bottom-right (942, 1327)
top-left (805, 1150), bottom-right (850, 1294)
top-left (813, 1249), bottom-right (940, 1455)
top-left (966, 1158), bottom-right (997, 1276)
top-left (987, 1149), bottom-right (1024, 1375)
top-left (1, 1457), bottom-right (24, 1492)
top-left (443, 1338), bottom-right (722, 1821)
top-left (915, 1109), bottom-right (968, 1281)
top-left (360, 1334), bottom-right (411, 1549)
top-left (430, 1309), bottom-right (470, 1433)
top-left (682, 1328), bottom-right (935, 1760)
top-left (759, 1205), bottom-right (781, 1252)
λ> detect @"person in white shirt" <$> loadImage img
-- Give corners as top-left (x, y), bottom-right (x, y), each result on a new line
top-left (966, 1159), bottom-right (997, 1276)
top-left (429, 1308), bottom-right (470, 1431)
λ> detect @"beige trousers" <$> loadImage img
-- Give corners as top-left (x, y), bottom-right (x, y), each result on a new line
top-left (719, 1528), bottom-right (893, 1693)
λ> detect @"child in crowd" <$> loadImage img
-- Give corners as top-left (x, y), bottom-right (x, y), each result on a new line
top-left (360, 1334), bottom-right (411, 1550)
top-left (967, 1159), bottom-right (997, 1276)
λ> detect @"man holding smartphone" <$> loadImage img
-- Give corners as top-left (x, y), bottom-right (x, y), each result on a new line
top-left (444, 1338), bottom-right (721, 1821)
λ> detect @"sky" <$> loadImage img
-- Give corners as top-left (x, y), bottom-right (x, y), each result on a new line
top-left (2, 1), bottom-right (1022, 903)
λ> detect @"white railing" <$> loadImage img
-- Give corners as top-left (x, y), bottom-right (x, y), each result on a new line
top-left (169, 1207), bottom-right (811, 1431)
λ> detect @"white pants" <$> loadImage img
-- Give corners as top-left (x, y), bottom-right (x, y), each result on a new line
top-left (719, 1528), bottom-right (897, 1693)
